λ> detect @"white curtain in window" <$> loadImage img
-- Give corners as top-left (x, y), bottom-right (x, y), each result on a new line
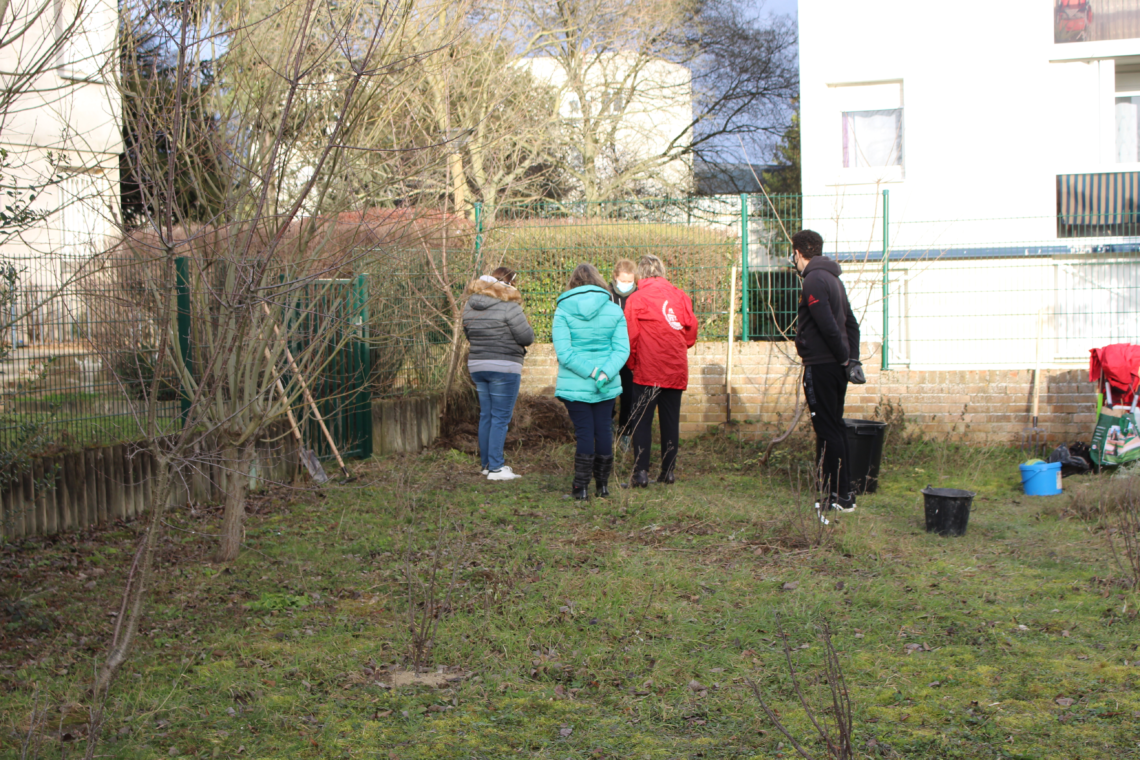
top-left (1117, 97), bottom-right (1140, 163)
top-left (842, 109), bottom-right (902, 168)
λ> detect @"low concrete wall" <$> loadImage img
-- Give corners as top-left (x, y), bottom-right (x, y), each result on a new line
top-left (372, 395), bottom-right (440, 454)
top-left (520, 342), bottom-right (1098, 445)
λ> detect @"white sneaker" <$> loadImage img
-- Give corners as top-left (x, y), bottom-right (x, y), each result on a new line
top-left (487, 466), bottom-right (522, 481)
top-left (481, 468), bottom-right (489, 476)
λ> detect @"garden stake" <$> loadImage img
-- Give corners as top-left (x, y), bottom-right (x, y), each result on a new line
top-left (262, 303), bottom-right (356, 483)
top-left (265, 346), bottom-right (328, 484)
top-left (1021, 310), bottom-right (1047, 458)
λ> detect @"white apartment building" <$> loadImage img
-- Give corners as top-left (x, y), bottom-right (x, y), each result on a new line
top-left (524, 54), bottom-right (693, 199)
top-left (0, 0), bottom-right (120, 288)
top-left (797, 0), bottom-right (1140, 369)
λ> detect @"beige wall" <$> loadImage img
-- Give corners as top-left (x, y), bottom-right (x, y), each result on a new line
top-left (520, 341), bottom-right (1098, 445)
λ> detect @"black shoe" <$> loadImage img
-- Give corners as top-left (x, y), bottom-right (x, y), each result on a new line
top-left (572, 454), bottom-right (594, 501)
top-left (594, 454), bottom-right (614, 498)
top-left (656, 468), bottom-right (675, 485)
top-left (630, 469), bottom-right (649, 489)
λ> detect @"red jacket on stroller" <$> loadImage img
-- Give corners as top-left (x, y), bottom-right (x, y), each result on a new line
top-left (1089, 343), bottom-right (1140, 405)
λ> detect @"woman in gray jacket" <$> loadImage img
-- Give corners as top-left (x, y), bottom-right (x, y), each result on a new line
top-left (462, 267), bottom-right (535, 480)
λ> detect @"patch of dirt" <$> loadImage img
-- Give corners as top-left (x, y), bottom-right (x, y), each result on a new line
top-left (381, 667), bottom-right (468, 688)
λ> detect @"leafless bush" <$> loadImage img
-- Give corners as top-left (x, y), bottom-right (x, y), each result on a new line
top-left (872, 397), bottom-right (919, 453)
top-left (1065, 474), bottom-right (1133, 522)
top-left (1101, 476), bottom-right (1140, 588)
top-left (401, 489), bottom-right (468, 673)
top-left (771, 454), bottom-right (836, 551)
top-left (747, 617), bottom-right (854, 760)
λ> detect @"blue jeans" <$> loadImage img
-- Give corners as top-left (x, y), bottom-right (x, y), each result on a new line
top-left (471, 371), bottom-right (522, 470)
top-left (561, 399), bottom-right (616, 457)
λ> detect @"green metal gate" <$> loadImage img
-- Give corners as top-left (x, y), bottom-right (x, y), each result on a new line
top-left (293, 276), bottom-right (372, 461)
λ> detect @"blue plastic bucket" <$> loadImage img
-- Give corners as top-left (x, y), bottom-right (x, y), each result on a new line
top-left (1019, 461), bottom-right (1062, 496)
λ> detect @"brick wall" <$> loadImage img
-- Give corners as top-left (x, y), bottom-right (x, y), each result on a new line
top-left (519, 342), bottom-right (1097, 445)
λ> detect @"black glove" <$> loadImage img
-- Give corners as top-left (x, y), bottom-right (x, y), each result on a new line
top-left (846, 360), bottom-right (866, 384)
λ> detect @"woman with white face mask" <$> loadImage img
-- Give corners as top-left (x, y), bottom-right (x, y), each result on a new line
top-left (608, 259), bottom-right (638, 451)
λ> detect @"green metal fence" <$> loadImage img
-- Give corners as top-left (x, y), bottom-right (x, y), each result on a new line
top-left (1, 263), bottom-right (373, 458)
top-left (9, 189), bottom-right (1140, 452)
top-left (1, 278), bottom-right (183, 449)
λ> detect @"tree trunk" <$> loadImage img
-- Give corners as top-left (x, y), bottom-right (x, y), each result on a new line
top-left (95, 456), bottom-right (174, 695)
top-left (217, 440), bottom-right (255, 562)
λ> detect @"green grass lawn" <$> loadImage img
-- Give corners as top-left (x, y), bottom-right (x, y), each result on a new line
top-left (2, 432), bottom-right (1139, 759)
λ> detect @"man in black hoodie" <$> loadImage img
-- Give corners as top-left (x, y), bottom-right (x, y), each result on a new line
top-left (791, 230), bottom-right (861, 514)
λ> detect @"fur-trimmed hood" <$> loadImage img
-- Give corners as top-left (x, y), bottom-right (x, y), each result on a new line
top-left (465, 278), bottom-right (523, 307)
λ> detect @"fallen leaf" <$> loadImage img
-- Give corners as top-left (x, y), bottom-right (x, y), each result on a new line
top-left (559, 727), bottom-right (573, 737)
top-left (1055, 697), bottom-right (1074, 707)
top-left (1061, 630), bottom-right (1070, 637)
top-left (688, 679), bottom-right (705, 692)
top-left (928, 681), bottom-right (941, 688)
top-left (781, 582), bottom-right (799, 591)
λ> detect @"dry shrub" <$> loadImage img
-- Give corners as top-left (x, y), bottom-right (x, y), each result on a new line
top-left (748, 616), bottom-right (854, 760)
top-left (769, 460), bottom-right (835, 551)
top-left (1065, 474), bottom-right (1136, 522)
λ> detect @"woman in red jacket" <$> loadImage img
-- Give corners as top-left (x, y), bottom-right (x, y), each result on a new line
top-left (623, 254), bottom-right (698, 487)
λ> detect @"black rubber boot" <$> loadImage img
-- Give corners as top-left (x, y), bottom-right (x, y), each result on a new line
top-left (657, 467), bottom-right (675, 485)
top-left (630, 469), bottom-right (650, 489)
top-left (594, 454), bottom-right (614, 498)
top-left (572, 454), bottom-right (594, 501)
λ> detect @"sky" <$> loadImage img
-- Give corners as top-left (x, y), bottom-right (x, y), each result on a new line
top-left (754, 0), bottom-right (798, 20)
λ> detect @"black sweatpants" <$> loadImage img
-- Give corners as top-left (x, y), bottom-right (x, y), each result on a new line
top-left (630, 384), bottom-right (683, 476)
top-left (803, 363), bottom-right (850, 500)
top-left (615, 366), bottom-right (635, 433)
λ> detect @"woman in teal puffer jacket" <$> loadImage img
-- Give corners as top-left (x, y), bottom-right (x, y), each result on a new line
top-left (554, 263), bottom-right (630, 500)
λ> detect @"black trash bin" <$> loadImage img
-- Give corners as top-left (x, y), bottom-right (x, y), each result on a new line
top-left (844, 419), bottom-right (888, 495)
top-left (921, 487), bottom-right (974, 536)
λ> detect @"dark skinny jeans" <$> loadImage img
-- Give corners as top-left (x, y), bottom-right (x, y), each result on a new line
top-left (561, 399), bottom-right (616, 457)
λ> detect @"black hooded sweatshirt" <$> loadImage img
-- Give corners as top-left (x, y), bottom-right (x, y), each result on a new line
top-left (794, 257), bottom-right (860, 367)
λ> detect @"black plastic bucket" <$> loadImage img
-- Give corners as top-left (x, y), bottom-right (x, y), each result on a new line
top-left (921, 487), bottom-right (974, 536)
top-left (844, 419), bottom-right (888, 495)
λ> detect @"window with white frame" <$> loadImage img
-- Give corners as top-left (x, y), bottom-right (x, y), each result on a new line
top-left (842, 110), bottom-right (902, 168)
top-left (1116, 96), bottom-right (1140, 162)
top-left (830, 81), bottom-right (904, 181)
top-left (1117, 68), bottom-right (1140, 162)
top-left (57, 169), bottom-right (113, 261)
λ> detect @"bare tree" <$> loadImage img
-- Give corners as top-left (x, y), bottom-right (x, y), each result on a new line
top-left (514, 0), bottom-right (798, 204)
top-left (86, 0), bottom-right (439, 715)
